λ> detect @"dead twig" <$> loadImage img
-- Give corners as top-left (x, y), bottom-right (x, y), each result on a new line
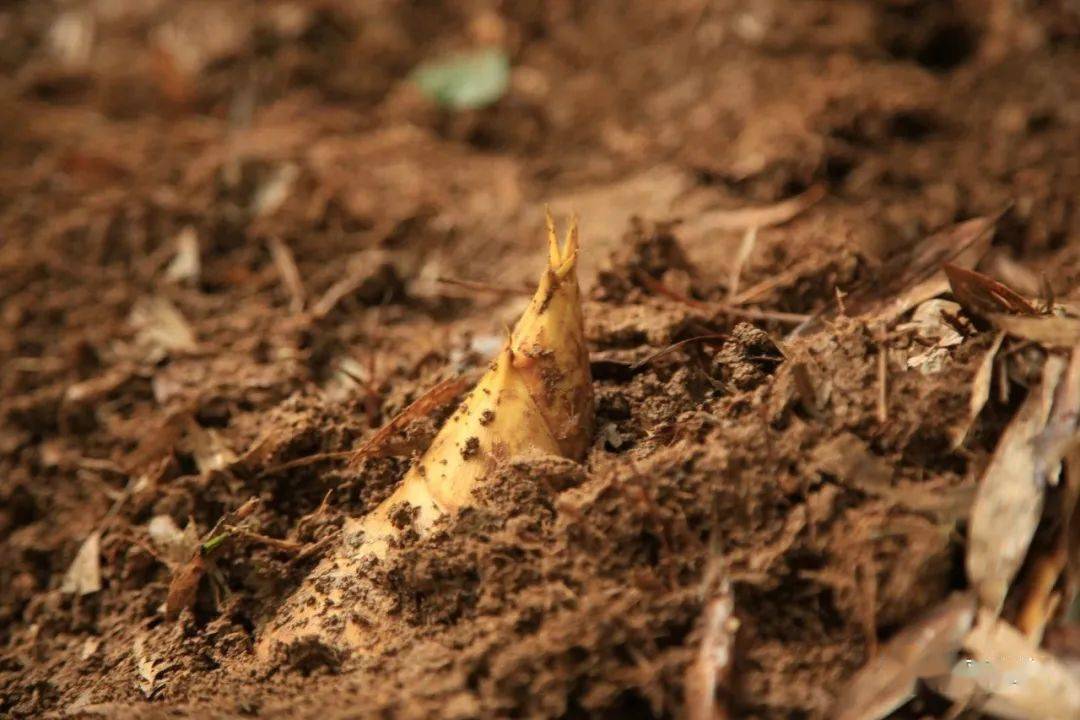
top-left (693, 184), bottom-right (825, 232)
top-left (268, 237), bottom-right (306, 314)
top-left (637, 272), bottom-right (810, 325)
top-left (631, 334), bottom-right (728, 370)
top-left (727, 226), bottom-right (758, 300)
top-left (436, 276), bottom-right (532, 296)
top-left (684, 574), bottom-right (738, 720)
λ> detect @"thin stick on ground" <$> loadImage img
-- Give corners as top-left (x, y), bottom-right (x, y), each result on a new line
top-left (727, 226), bottom-right (758, 300)
top-left (436, 276), bottom-right (533, 296)
top-left (268, 237), bottom-right (306, 314)
top-left (636, 272), bottom-right (811, 324)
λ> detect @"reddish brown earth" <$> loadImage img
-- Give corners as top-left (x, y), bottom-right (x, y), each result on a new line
top-left (2, 2), bottom-right (1079, 718)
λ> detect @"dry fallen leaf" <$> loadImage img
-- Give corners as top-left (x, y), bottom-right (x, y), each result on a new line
top-left (991, 313), bottom-right (1080, 348)
top-left (687, 184), bottom-right (825, 233)
top-left (792, 212), bottom-right (1001, 339)
top-left (132, 634), bottom-right (164, 699)
top-left (953, 332), bottom-right (1006, 449)
top-left (902, 299), bottom-right (967, 375)
top-left (966, 354), bottom-right (1067, 612)
top-left (944, 263), bottom-right (1037, 318)
top-left (933, 610), bottom-right (1080, 720)
top-left (61, 530), bottom-right (102, 596)
top-left (850, 214), bottom-right (1000, 321)
top-left (812, 433), bottom-right (973, 516)
top-left (148, 514), bottom-right (199, 567)
top-left (130, 296), bottom-right (198, 356)
top-left (831, 592), bottom-right (976, 720)
top-left (165, 553), bottom-right (206, 621)
top-left (685, 576), bottom-right (738, 720)
top-left (163, 226), bottom-right (200, 285)
top-left (185, 421), bottom-right (237, 474)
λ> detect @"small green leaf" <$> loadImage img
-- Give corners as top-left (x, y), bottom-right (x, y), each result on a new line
top-left (410, 48), bottom-right (510, 110)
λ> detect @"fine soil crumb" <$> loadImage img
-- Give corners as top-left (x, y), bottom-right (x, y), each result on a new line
top-left (387, 502), bottom-right (420, 531)
top-left (712, 323), bottom-right (785, 392)
top-left (460, 436), bottom-right (480, 460)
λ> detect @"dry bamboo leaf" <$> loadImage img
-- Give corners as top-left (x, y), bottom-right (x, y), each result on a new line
top-left (847, 214), bottom-right (1000, 321)
top-left (685, 577), bottom-right (738, 720)
top-left (130, 296), bottom-right (198, 355)
top-left (163, 226), bottom-right (200, 284)
top-left (1062, 452), bottom-right (1080, 623)
top-left (953, 332), bottom-right (1006, 449)
top-left (132, 635), bottom-right (163, 699)
top-left (831, 593), bottom-right (976, 720)
top-left (61, 530), bottom-right (102, 595)
top-left (1014, 349), bottom-right (1080, 638)
top-left (792, 213), bottom-right (1001, 339)
top-left (691, 184), bottom-right (825, 232)
top-left (812, 433), bottom-right (973, 515)
top-left (991, 313), bottom-right (1080, 348)
top-left (944, 264), bottom-right (1037, 318)
top-left (933, 610), bottom-right (1080, 720)
top-left (252, 162), bottom-right (298, 217)
top-left (1036, 345), bottom-right (1080, 481)
top-left (310, 251), bottom-right (396, 319)
top-left (966, 355), bottom-right (1067, 612)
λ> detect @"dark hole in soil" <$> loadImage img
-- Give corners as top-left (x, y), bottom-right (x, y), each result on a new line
top-left (824, 153), bottom-right (855, 186)
top-left (916, 22), bottom-right (979, 72)
top-left (888, 110), bottom-right (939, 141)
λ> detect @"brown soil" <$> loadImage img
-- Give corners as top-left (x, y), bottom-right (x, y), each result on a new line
top-left (2, 1), bottom-right (1079, 718)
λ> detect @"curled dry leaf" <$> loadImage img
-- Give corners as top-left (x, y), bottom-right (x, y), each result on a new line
top-left (952, 332), bottom-right (1006, 449)
top-left (830, 592), bottom-right (977, 720)
top-left (990, 313), bottom-right (1080, 348)
top-left (966, 353), bottom-right (1069, 612)
top-left (933, 610), bottom-right (1080, 720)
top-left (684, 577), bottom-right (738, 720)
top-left (165, 554), bottom-right (206, 621)
top-left (61, 530), bottom-right (102, 595)
top-left (943, 263), bottom-right (1037, 318)
top-left (148, 515), bottom-right (199, 567)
